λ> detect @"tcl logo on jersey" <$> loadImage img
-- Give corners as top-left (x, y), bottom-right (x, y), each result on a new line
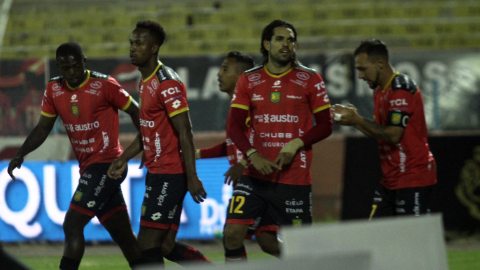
top-left (257, 114), bottom-right (299, 123)
top-left (248, 73), bottom-right (261, 82)
top-left (161, 87), bottom-right (182, 97)
top-left (389, 99), bottom-right (408, 107)
top-left (140, 119), bottom-right (155, 128)
top-left (90, 81), bottom-right (102, 89)
top-left (296, 72), bottom-right (310, 80)
top-left (315, 82), bottom-right (325, 90)
top-left (260, 132), bottom-right (292, 138)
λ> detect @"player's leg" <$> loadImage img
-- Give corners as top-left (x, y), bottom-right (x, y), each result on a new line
top-left (224, 176), bottom-right (267, 263)
top-left (395, 185), bottom-right (434, 216)
top-left (255, 231), bottom-right (280, 257)
top-left (369, 184), bottom-right (396, 219)
top-left (60, 209), bottom-right (92, 270)
top-left (136, 173), bottom-right (189, 266)
top-left (99, 188), bottom-right (141, 267)
top-left (162, 230), bottom-right (212, 264)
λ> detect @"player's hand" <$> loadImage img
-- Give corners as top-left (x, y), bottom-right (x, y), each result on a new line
top-left (8, 156), bottom-right (24, 180)
top-left (224, 160), bottom-right (246, 187)
top-left (331, 104), bottom-right (360, 126)
top-left (139, 152), bottom-right (145, 169)
top-left (275, 138), bottom-right (304, 169)
top-left (249, 153), bottom-right (280, 175)
top-left (187, 176), bottom-right (207, 203)
top-left (108, 157), bottom-right (128, 179)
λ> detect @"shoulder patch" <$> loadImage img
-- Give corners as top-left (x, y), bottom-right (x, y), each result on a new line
top-left (48, 76), bottom-right (63, 83)
top-left (297, 64), bottom-right (317, 75)
top-left (157, 65), bottom-right (183, 84)
top-left (244, 65), bottom-right (264, 75)
top-left (90, 71), bottom-right (109, 80)
top-left (391, 74), bottom-right (417, 94)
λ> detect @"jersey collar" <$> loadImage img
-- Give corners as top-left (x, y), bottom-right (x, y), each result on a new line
top-left (143, 61), bottom-right (163, 82)
top-left (265, 66), bottom-right (293, 78)
top-left (382, 71), bottom-right (399, 92)
top-left (67, 70), bottom-right (90, 90)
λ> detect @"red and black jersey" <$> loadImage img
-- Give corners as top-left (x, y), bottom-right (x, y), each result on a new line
top-left (138, 62), bottom-right (188, 174)
top-left (373, 72), bottom-right (436, 189)
top-left (231, 65), bottom-right (331, 185)
top-left (41, 70), bottom-right (133, 174)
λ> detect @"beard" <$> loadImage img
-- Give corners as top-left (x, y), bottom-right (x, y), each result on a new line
top-left (270, 51), bottom-right (294, 67)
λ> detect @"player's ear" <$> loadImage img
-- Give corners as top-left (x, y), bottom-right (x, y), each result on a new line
top-left (375, 58), bottom-right (385, 70)
top-left (263, 39), bottom-right (271, 52)
top-left (151, 44), bottom-right (159, 55)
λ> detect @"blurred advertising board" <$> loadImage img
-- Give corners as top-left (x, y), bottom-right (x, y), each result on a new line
top-left (0, 158), bottom-right (231, 242)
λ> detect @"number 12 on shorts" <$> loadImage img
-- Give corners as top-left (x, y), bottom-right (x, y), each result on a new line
top-left (229, 196), bottom-right (245, 214)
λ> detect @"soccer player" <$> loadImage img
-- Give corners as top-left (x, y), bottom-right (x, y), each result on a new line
top-left (196, 51), bottom-right (280, 257)
top-left (224, 20), bottom-right (333, 262)
top-left (0, 241), bottom-right (32, 270)
top-left (107, 20), bottom-right (209, 267)
top-left (332, 39), bottom-right (437, 218)
top-left (7, 42), bottom-right (142, 270)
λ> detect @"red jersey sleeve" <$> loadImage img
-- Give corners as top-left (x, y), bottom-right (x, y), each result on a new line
top-left (104, 77), bottom-right (133, 111)
top-left (386, 89), bottom-right (415, 127)
top-left (309, 73), bottom-right (331, 113)
top-left (40, 82), bottom-right (58, 117)
top-left (156, 80), bottom-right (189, 118)
top-left (230, 74), bottom-right (250, 111)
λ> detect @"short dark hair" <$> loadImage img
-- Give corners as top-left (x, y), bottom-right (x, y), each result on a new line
top-left (260, 20), bottom-right (299, 67)
top-left (227, 51), bottom-right (255, 70)
top-left (136, 20), bottom-right (167, 47)
top-left (56, 42), bottom-right (84, 59)
top-left (354, 39), bottom-right (389, 61)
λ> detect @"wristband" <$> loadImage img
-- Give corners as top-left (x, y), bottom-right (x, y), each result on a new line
top-left (195, 149), bottom-right (201, 159)
top-left (246, 148), bottom-right (258, 159)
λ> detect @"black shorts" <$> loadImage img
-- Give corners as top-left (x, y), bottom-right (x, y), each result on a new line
top-left (140, 173), bottom-right (187, 231)
top-left (226, 176), bottom-right (312, 233)
top-left (369, 184), bottom-right (434, 219)
top-left (70, 163), bottom-right (127, 223)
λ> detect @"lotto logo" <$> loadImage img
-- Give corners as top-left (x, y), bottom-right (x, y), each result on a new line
top-left (151, 212), bottom-right (162, 220)
top-left (87, 201), bottom-right (96, 208)
top-left (172, 100), bottom-right (181, 109)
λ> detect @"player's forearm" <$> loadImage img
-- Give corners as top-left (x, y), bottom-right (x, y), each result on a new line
top-left (199, 142), bottom-right (228, 159)
top-left (16, 125), bottom-right (51, 158)
top-left (120, 132), bottom-right (143, 161)
top-left (227, 108), bottom-right (252, 154)
top-left (354, 117), bottom-right (398, 144)
top-left (300, 109), bottom-right (333, 147)
top-left (179, 130), bottom-right (198, 179)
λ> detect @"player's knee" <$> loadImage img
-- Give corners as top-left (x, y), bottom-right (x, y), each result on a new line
top-left (223, 225), bottom-right (244, 245)
top-left (259, 241), bottom-right (280, 256)
top-left (161, 238), bottom-right (175, 256)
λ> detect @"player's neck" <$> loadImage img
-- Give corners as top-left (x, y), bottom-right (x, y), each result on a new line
top-left (379, 65), bottom-right (396, 90)
top-left (266, 61), bottom-right (292, 74)
top-left (138, 58), bottom-right (160, 79)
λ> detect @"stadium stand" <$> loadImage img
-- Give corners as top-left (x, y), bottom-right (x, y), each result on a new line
top-left (1, 0), bottom-right (480, 58)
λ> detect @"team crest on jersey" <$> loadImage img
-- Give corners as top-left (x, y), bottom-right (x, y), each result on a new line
top-left (270, 92), bottom-right (281, 103)
top-left (71, 105), bottom-right (79, 116)
top-left (292, 219), bottom-right (302, 226)
top-left (74, 191), bottom-right (83, 201)
top-left (391, 112), bottom-right (401, 124)
top-left (139, 97), bottom-right (142, 108)
top-left (141, 206), bottom-right (146, 216)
